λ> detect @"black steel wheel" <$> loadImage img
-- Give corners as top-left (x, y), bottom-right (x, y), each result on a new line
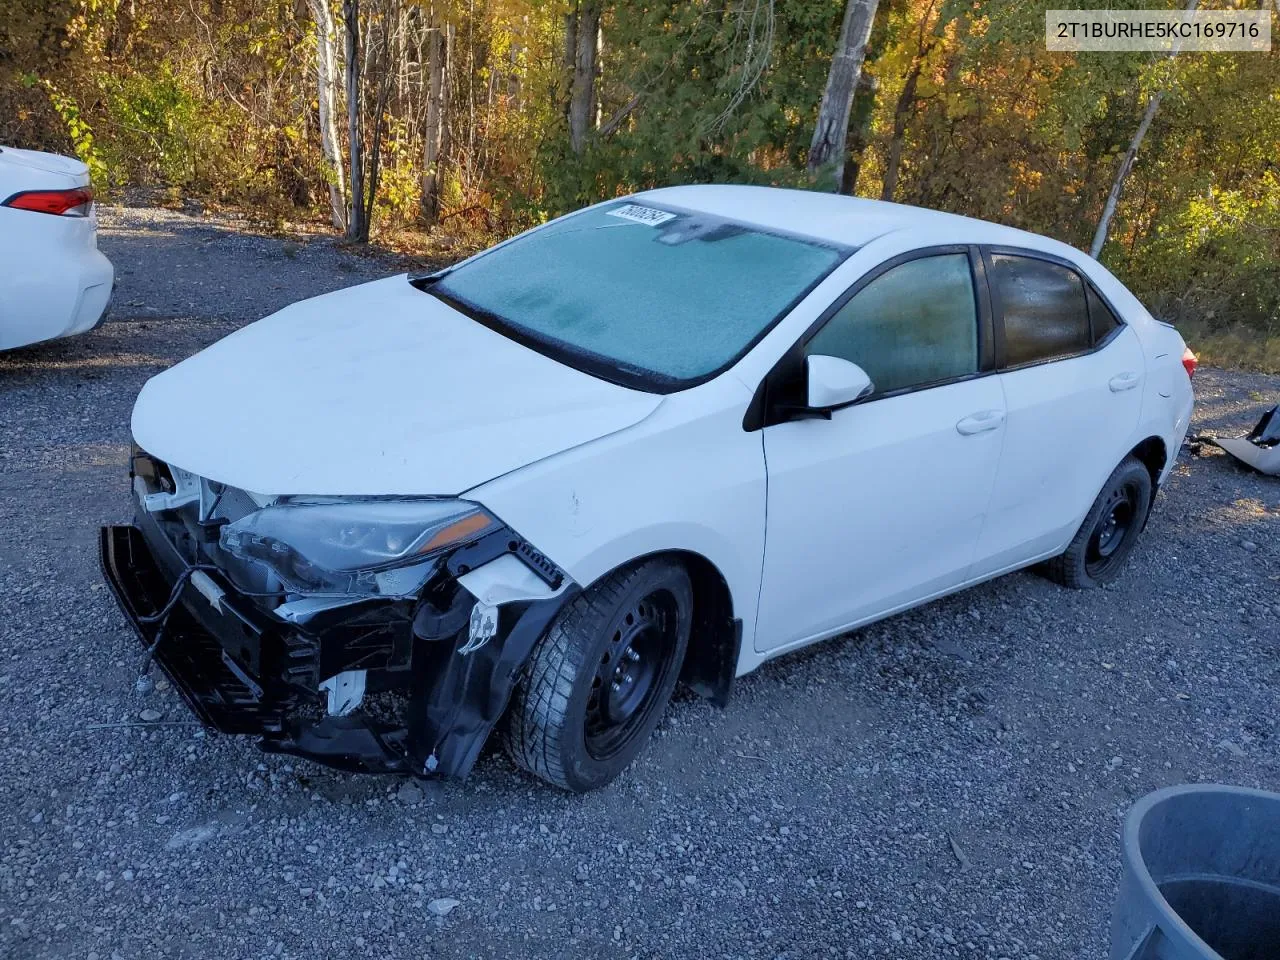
top-left (503, 559), bottom-right (692, 792)
top-left (583, 589), bottom-right (681, 761)
top-left (1084, 479), bottom-right (1142, 579)
top-left (1043, 456), bottom-right (1153, 589)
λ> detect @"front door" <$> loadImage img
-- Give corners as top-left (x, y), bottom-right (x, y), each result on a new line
top-left (754, 251), bottom-right (1006, 652)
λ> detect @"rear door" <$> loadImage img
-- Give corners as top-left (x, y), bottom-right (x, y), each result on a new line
top-left (970, 249), bottom-right (1146, 575)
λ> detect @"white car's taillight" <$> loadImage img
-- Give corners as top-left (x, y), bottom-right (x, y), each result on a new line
top-left (1181, 346), bottom-right (1198, 379)
top-left (2, 185), bottom-right (94, 216)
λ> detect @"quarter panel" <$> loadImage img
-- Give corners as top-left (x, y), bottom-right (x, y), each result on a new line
top-left (0, 208), bottom-right (106, 350)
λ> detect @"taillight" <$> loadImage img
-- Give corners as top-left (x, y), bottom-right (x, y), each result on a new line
top-left (1181, 347), bottom-right (1198, 379)
top-left (2, 186), bottom-right (95, 217)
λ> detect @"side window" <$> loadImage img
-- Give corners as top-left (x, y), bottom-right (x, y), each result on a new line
top-left (989, 253), bottom-right (1090, 367)
top-left (1087, 285), bottom-right (1122, 344)
top-left (805, 253), bottom-right (979, 395)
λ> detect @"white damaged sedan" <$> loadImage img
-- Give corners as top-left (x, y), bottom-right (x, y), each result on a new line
top-left (101, 186), bottom-right (1195, 791)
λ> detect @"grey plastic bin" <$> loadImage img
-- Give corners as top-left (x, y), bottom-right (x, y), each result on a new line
top-left (1112, 784), bottom-right (1280, 960)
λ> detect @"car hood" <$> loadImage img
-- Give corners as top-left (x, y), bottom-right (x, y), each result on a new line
top-left (131, 276), bottom-right (663, 496)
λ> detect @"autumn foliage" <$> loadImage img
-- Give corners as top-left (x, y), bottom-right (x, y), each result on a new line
top-left (2, 0), bottom-right (1276, 365)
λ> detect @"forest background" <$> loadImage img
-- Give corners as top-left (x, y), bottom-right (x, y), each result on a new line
top-left (4, 0), bottom-right (1277, 368)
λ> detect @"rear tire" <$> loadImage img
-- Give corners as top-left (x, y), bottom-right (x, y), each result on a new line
top-left (503, 559), bottom-right (692, 792)
top-left (1042, 456), bottom-right (1152, 589)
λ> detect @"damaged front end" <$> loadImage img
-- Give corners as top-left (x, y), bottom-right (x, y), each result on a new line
top-left (99, 449), bottom-right (578, 778)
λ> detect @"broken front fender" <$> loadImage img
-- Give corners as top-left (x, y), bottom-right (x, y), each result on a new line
top-left (403, 563), bottom-right (581, 776)
top-left (262, 532), bottom-right (581, 777)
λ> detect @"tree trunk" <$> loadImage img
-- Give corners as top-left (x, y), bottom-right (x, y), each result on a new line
top-left (562, 9), bottom-right (577, 120)
top-left (879, 57), bottom-right (924, 202)
top-left (840, 74), bottom-right (876, 195)
top-left (362, 1), bottom-right (394, 236)
top-left (420, 14), bottom-right (449, 224)
top-left (343, 0), bottom-right (366, 242)
top-left (1090, 0), bottom-right (1199, 259)
top-left (568, 1), bottom-right (601, 155)
top-left (807, 0), bottom-right (879, 185)
top-left (308, 0), bottom-right (347, 230)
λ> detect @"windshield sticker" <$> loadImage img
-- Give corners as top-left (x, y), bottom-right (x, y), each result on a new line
top-left (606, 204), bottom-right (677, 227)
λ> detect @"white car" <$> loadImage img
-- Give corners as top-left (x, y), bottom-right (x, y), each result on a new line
top-left (0, 146), bottom-right (114, 350)
top-left (101, 186), bottom-right (1196, 791)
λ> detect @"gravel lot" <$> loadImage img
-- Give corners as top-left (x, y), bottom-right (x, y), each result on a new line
top-left (1, 205), bottom-right (1277, 960)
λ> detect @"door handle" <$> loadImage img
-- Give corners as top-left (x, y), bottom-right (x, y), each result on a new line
top-left (956, 410), bottom-right (1005, 435)
top-left (1109, 371), bottom-right (1140, 392)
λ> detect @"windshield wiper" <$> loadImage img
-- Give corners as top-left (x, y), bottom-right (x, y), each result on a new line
top-left (408, 269), bottom-right (452, 290)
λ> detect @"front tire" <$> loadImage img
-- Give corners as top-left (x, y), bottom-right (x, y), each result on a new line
top-left (503, 559), bottom-right (692, 792)
top-left (1043, 456), bottom-right (1152, 589)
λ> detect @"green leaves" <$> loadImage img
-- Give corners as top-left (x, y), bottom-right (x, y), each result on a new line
top-left (7, 0), bottom-right (1273, 346)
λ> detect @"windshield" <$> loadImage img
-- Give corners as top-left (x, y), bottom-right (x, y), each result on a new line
top-left (425, 201), bottom-right (849, 390)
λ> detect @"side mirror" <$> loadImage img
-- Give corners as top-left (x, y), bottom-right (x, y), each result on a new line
top-left (806, 355), bottom-right (874, 412)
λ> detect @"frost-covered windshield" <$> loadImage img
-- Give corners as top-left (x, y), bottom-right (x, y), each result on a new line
top-left (426, 201), bottom-right (848, 389)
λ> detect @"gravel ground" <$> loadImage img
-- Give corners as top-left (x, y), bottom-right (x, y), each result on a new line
top-left (1, 205), bottom-right (1277, 960)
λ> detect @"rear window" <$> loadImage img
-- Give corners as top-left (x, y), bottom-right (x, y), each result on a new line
top-left (428, 201), bottom-right (849, 388)
top-left (1087, 285), bottom-right (1123, 343)
top-left (990, 254), bottom-right (1091, 367)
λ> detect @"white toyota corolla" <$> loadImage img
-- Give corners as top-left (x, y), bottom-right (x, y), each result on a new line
top-left (101, 186), bottom-right (1195, 791)
top-left (0, 146), bottom-right (114, 350)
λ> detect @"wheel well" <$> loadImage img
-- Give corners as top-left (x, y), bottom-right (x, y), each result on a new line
top-left (1129, 436), bottom-right (1168, 493)
top-left (590, 551), bottom-right (740, 708)
top-left (672, 551), bottom-right (740, 707)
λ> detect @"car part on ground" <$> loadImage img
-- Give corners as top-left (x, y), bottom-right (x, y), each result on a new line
top-left (0, 146), bottom-right (114, 350)
top-left (1211, 404), bottom-right (1280, 476)
top-left (1111, 784), bottom-right (1280, 960)
top-left (1042, 456), bottom-right (1153, 589)
top-left (503, 559), bottom-right (693, 792)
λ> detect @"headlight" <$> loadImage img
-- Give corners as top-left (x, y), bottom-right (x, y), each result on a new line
top-left (220, 499), bottom-right (499, 596)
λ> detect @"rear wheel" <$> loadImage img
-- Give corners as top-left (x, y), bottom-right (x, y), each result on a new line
top-left (1043, 456), bottom-right (1152, 589)
top-left (503, 559), bottom-right (691, 792)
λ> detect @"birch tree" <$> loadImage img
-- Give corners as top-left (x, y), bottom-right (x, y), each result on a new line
top-left (807, 0), bottom-right (879, 186)
top-left (308, 0), bottom-right (347, 229)
top-left (1090, 0), bottom-right (1199, 259)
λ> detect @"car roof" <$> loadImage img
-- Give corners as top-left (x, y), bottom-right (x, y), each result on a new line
top-left (637, 184), bottom-right (1081, 260)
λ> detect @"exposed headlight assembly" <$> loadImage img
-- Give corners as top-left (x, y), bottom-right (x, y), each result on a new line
top-left (220, 499), bottom-right (499, 596)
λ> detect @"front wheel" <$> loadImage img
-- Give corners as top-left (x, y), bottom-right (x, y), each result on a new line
top-left (1042, 456), bottom-right (1153, 589)
top-left (503, 559), bottom-right (692, 792)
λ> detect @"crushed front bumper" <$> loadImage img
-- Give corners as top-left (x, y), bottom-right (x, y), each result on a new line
top-left (100, 505), bottom-right (578, 779)
top-left (101, 523), bottom-right (280, 734)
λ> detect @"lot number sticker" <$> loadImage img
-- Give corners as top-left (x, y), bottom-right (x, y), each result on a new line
top-left (607, 204), bottom-right (677, 227)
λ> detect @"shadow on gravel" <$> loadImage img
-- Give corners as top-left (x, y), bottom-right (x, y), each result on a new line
top-left (98, 205), bottom-right (418, 324)
top-left (0, 322), bottom-right (195, 392)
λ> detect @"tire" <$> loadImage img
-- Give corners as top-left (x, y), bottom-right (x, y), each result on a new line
top-left (1042, 456), bottom-right (1153, 589)
top-left (503, 559), bottom-right (692, 792)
